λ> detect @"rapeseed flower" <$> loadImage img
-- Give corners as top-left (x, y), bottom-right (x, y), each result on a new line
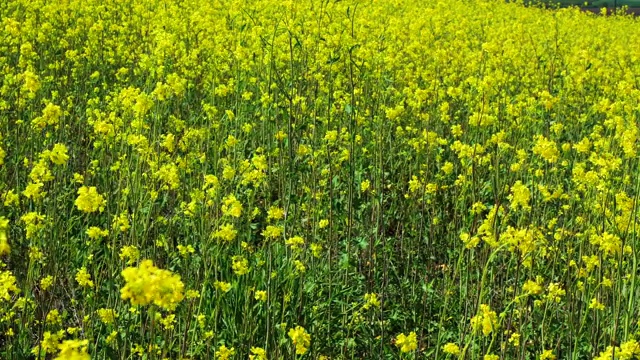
top-left (120, 260), bottom-right (184, 311)
top-left (23, 182), bottom-right (45, 200)
top-left (54, 339), bottom-right (90, 360)
top-left (213, 224), bottom-right (237, 242)
top-left (442, 342), bottom-right (460, 355)
top-left (395, 331), bottom-right (417, 352)
top-left (119, 246), bottom-right (140, 264)
top-left (75, 267), bottom-right (94, 288)
top-left (40, 275), bottom-right (54, 291)
top-left (232, 256), bottom-right (250, 275)
top-left (86, 227), bottom-right (108, 240)
top-left (267, 206), bottom-right (285, 221)
top-left (363, 293), bottom-right (380, 310)
top-left (75, 186), bottom-right (106, 213)
top-left (216, 345), bottom-right (235, 360)
top-left (471, 304), bottom-right (498, 336)
top-left (221, 194), bottom-right (242, 217)
top-left (509, 181), bottom-right (531, 211)
top-left (255, 290), bottom-right (267, 301)
top-left (589, 298), bottom-right (605, 311)
top-left (97, 308), bottom-right (117, 324)
top-left (539, 349), bottom-right (556, 360)
top-left (285, 236), bottom-right (305, 250)
top-left (522, 278), bottom-right (543, 295)
top-left (250, 347), bottom-right (267, 360)
top-left (288, 326), bottom-right (311, 355)
top-left (0, 217), bottom-right (9, 255)
top-left (214, 281), bottom-right (232, 293)
top-left (48, 144), bottom-right (69, 165)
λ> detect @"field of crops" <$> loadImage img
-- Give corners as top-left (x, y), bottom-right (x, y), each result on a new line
top-left (2, 0), bottom-right (640, 359)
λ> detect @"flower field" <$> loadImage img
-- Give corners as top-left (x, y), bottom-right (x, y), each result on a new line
top-left (1, 0), bottom-right (640, 358)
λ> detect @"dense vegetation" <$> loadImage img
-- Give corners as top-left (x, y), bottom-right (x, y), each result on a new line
top-left (1, 0), bottom-right (640, 358)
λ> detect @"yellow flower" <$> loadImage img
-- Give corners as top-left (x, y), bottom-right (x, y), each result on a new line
top-left (508, 332), bottom-right (520, 347)
top-left (545, 283), bottom-right (565, 303)
top-left (28, 246), bottom-right (45, 262)
top-left (75, 267), bottom-right (94, 288)
top-left (589, 298), bottom-right (605, 311)
top-left (324, 130), bottom-right (338, 142)
top-left (310, 243), bottom-right (323, 258)
top-left (106, 331), bottom-right (118, 345)
top-left (442, 342), bottom-right (460, 355)
top-left (267, 206), bottom-right (285, 221)
top-left (86, 226), bottom-right (109, 240)
top-left (97, 308), bottom-right (117, 325)
top-left (288, 326), bottom-right (311, 355)
top-left (155, 162), bottom-right (180, 190)
top-left (3, 190), bottom-right (19, 207)
top-left (460, 232), bottom-right (480, 249)
top-left (159, 314), bottom-right (176, 330)
top-left (212, 223), bottom-right (237, 242)
top-left (31, 331), bottom-right (63, 357)
top-left (360, 179), bottom-right (370, 192)
top-left (22, 70), bottom-right (41, 94)
top-left (0, 217), bottom-right (9, 256)
top-left (249, 346), bottom-right (267, 360)
top-left (215, 345), bottom-right (235, 360)
top-left (112, 212), bottom-right (130, 233)
top-left (32, 103), bottom-right (62, 129)
top-left (363, 293), bottom-right (380, 310)
top-left (22, 182), bottom-right (45, 200)
top-left (222, 165), bottom-right (236, 180)
top-left (293, 260), bottom-right (306, 273)
top-left (522, 278), bottom-right (543, 295)
top-left (186, 289), bottom-right (200, 299)
top-left (55, 339), bottom-right (90, 360)
top-left (470, 304), bottom-right (498, 336)
top-left (262, 225), bottom-right (283, 239)
top-left (620, 340), bottom-right (640, 358)
top-left (232, 256), bottom-right (250, 275)
top-left (46, 309), bottom-right (62, 325)
top-left (442, 162), bottom-right (454, 175)
top-left (40, 275), bottom-right (54, 291)
top-left (48, 144), bottom-right (69, 165)
top-left (120, 260), bottom-right (184, 311)
top-left (29, 159), bottom-right (53, 183)
top-left (221, 194), bottom-right (242, 217)
top-left (532, 135), bottom-right (559, 163)
top-left (509, 181), bottom-right (531, 211)
top-left (177, 244), bottom-right (195, 257)
top-left (395, 331), bottom-right (417, 353)
top-left (214, 281), bottom-right (232, 293)
top-left (119, 245), bottom-right (140, 265)
top-left (161, 133), bottom-right (176, 152)
top-left (255, 290), bottom-right (267, 301)
top-left (285, 236), bottom-right (305, 250)
top-left (75, 186), bottom-right (106, 213)
top-left (590, 232), bottom-right (622, 257)
top-left (540, 349), bottom-right (556, 360)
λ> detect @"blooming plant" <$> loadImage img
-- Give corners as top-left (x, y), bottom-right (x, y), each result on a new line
top-left (1, 0), bottom-right (640, 358)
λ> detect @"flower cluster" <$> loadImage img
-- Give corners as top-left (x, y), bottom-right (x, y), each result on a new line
top-left (120, 260), bottom-right (185, 311)
top-left (288, 326), bottom-right (311, 355)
